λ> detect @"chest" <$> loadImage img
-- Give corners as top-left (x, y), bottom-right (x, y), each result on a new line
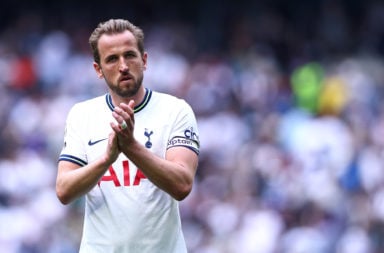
top-left (83, 111), bottom-right (173, 162)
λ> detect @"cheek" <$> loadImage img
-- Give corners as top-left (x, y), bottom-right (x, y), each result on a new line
top-left (102, 67), bottom-right (117, 78)
top-left (135, 62), bottom-right (146, 72)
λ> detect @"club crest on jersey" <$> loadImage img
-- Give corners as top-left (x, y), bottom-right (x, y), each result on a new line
top-left (144, 128), bottom-right (153, 148)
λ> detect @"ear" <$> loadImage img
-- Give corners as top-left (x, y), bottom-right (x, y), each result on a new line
top-left (93, 62), bottom-right (104, 79)
top-left (142, 52), bottom-right (148, 70)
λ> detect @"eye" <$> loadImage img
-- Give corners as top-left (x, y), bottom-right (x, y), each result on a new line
top-left (105, 55), bottom-right (118, 63)
top-left (124, 51), bottom-right (137, 59)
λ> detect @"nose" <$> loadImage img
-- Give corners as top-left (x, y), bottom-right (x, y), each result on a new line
top-left (119, 58), bottom-right (129, 72)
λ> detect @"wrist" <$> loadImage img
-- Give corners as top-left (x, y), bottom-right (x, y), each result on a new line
top-left (120, 139), bottom-right (141, 155)
top-left (99, 154), bottom-right (115, 169)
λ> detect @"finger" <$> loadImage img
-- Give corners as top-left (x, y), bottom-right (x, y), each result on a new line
top-left (108, 131), bottom-right (117, 146)
top-left (110, 121), bottom-right (120, 132)
top-left (114, 105), bottom-right (133, 120)
top-left (111, 118), bottom-right (128, 132)
top-left (112, 110), bottom-right (129, 126)
top-left (107, 131), bottom-right (121, 158)
top-left (119, 100), bottom-right (135, 123)
top-left (120, 120), bottom-right (128, 130)
top-left (128, 100), bottom-right (135, 109)
top-left (119, 100), bottom-right (135, 112)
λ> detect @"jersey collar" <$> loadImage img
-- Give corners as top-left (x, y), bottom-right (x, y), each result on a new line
top-left (105, 88), bottom-right (152, 113)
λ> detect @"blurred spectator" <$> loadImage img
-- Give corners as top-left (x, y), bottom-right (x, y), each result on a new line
top-left (1, 1), bottom-right (384, 252)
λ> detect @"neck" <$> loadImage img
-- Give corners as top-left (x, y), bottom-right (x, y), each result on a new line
top-left (110, 86), bottom-right (146, 108)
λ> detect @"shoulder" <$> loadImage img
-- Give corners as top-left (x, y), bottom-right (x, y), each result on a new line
top-left (148, 90), bottom-right (198, 126)
top-left (70, 95), bottom-right (106, 112)
top-left (66, 95), bottom-right (107, 120)
top-left (150, 90), bottom-right (191, 110)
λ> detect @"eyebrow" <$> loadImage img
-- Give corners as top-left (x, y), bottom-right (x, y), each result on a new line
top-left (104, 54), bottom-right (118, 62)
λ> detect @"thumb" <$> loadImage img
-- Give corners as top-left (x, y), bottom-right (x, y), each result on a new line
top-left (128, 100), bottom-right (135, 109)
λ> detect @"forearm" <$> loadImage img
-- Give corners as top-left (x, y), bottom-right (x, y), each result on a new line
top-left (56, 156), bottom-right (112, 204)
top-left (121, 140), bottom-right (196, 201)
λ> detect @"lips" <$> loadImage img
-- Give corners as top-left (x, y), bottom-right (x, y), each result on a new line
top-left (119, 75), bottom-right (132, 82)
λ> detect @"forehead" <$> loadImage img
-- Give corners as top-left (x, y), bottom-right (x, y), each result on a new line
top-left (98, 30), bottom-right (138, 56)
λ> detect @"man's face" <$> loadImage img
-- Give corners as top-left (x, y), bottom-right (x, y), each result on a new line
top-left (94, 30), bottom-right (147, 97)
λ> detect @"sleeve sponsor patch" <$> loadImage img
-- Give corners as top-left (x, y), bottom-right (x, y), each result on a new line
top-left (167, 136), bottom-right (200, 154)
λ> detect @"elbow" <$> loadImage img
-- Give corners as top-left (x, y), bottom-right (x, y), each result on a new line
top-left (56, 186), bottom-right (73, 205)
top-left (57, 193), bottom-right (72, 205)
top-left (172, 182), bottom-right (193, 201)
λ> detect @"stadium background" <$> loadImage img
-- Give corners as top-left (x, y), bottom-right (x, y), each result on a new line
top-left (1, 0), bottom-right (384, 252)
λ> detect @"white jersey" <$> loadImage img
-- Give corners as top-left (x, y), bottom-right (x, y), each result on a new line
top-left (59, 89), bottom-right (199, 253)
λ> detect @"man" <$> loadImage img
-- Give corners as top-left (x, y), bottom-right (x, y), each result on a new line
top-left (56, 19), bottom-right (200, 253)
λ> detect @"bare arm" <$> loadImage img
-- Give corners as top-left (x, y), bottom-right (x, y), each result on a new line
top-left (112, 101), bottom-right (199, 201)
top-left (56, 132), bottom-right (120, 205)
top-left (121, 140), bottom-right (198, 200)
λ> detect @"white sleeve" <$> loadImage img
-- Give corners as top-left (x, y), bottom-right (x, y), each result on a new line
top-left (166, 100), bottom-right (200, 155)
top-left (58, 103), bottom-right (88, 166)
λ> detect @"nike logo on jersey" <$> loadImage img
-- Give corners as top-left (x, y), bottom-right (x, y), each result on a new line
top-left (88, 138), bottom-right (108, 146)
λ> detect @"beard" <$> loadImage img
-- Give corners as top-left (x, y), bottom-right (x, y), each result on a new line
top-left (106, 73), bottom-right (144, 98)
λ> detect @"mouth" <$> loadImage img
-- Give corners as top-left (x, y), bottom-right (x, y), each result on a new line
top-left (119, 75), bottom-right (133, 83)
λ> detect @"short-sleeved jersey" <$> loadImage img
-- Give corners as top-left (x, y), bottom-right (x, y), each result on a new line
top-left (58, 88), bottom-right (199, 253)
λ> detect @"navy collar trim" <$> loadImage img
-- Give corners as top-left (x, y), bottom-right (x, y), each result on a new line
top-left (105, 88), bottom-right (152, 113)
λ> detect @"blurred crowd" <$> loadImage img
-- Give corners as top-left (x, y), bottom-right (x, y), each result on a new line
top-left (1, 0), bottom-right (384, 252)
